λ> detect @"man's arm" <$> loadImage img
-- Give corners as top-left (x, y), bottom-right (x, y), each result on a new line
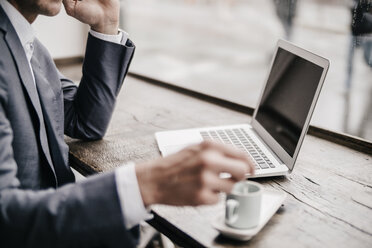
top-left (61, 0), bottom-right (134, 140)
top-left (62, 33), bottom-right (134, 140)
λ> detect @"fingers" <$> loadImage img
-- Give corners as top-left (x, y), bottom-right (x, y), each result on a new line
top-left (200, 141), bottom-right (255, 175)
top-left (193, 172), bottom-right (236, 205)
top-left (202, 171), bottom-right (236, 193)
top-left (199, 150), bottom-right (248, 181)
top-left (149, 140), bottom-right (255, 207)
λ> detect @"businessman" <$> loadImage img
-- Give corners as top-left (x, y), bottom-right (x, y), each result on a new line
top-left (0, 0), bottom-right (254, 247)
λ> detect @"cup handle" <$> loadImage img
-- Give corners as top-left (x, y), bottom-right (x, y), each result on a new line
top-left (226, 199), bottom-right (239, 225)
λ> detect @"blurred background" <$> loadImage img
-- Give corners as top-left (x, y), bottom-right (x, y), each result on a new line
top-left (33, 0), bottom-right (372, 142)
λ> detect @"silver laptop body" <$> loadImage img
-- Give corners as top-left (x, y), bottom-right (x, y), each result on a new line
top-left (155, 40), bottom-right (330, 178)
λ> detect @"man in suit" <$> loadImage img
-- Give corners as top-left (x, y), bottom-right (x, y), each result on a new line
top-left (0, 0), bottom-right (254, 247)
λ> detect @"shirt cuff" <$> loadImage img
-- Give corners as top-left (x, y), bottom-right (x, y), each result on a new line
top-left (115, 162), bottom-right (153, 229)
top-left (89, 29), bottom-right (129, 46)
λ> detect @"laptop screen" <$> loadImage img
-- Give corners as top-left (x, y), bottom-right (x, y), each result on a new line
top-left (255, 47), bottom-right (324, 157)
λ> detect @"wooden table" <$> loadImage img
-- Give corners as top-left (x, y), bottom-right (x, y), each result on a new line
top-left (66, 75), bottom-right (372, 248)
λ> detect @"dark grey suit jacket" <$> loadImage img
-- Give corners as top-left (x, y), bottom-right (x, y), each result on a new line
top-left (0, 6), bottom-right (137, 248)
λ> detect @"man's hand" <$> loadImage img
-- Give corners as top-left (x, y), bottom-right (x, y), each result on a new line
top-left (63, 0), bottom-right (120, 35)
top-left (136, 141), bottom-right (255, 207)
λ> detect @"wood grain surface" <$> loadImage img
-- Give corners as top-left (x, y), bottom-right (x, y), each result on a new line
top-left (66, 76), bottom-right (372, 248)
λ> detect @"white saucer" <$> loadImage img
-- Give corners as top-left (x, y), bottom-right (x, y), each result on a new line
top-left (212, 189), bottom-right (286, 241)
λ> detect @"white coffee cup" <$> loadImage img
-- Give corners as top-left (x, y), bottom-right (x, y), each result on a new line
top-left (225, 181), bottom-right (262, 229)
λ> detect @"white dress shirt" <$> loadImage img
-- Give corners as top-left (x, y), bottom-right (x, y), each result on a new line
top-left (0, 0), bottom-right (151, 229)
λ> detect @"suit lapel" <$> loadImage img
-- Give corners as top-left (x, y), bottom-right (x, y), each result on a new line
top-left (0, 7), bottom-right (57, 184)
top-left (5, 32), bottom-right (44, 120)
top-left (32, 55), bottom-right (75, 185)
top-left (0, 7), bottom-right (42, 119)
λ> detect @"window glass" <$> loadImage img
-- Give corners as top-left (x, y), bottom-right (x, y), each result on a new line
top-left (122, 0), bottom-right (372, 141)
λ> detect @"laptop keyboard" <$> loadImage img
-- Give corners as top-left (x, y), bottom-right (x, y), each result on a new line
top-left (200, 128), bottom-right (275, 170)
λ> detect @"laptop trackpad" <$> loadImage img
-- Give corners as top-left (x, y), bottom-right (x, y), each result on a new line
top-left (155, 129), bottom-right (203, 156)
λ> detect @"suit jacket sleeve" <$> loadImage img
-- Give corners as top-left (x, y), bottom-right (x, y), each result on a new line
top-left (63, 33), bottom-right (135, 140)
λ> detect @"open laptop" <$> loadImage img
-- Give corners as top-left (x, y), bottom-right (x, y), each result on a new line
top-left (155, 40), bottom-right (330, 178)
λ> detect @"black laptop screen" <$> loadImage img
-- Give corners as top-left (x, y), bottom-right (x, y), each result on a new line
top-left (255, 47), bottom-right (323, 157)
